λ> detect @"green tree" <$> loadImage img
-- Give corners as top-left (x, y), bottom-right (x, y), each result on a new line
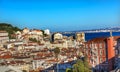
top-left (53, 47), bottom-right (60, 72)
top-left (0, 23), bottom-right (21, 39)
top-left (72, 57), bottom-right (91, 72)
top-left (73, 64), bottom-right (78, 72)
top-left (29, 38), bottom-right (37, 42)
top-left (73, 60), bottom-right (85, 72)
top-left (66, 68), bottom-right (72, 72)
top-left (53, 47), bottom-right (60, 58)
top-left (22, 70), bottom-right (27, 72)
top-left (83, 56), bottom-right (91, 72)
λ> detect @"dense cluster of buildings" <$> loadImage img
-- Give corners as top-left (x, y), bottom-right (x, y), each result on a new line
top-left (0, 28), bottom-right (120, 72)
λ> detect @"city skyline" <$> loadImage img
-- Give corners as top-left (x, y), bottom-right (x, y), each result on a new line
top-left (0, 0), bottom-right (120, 32)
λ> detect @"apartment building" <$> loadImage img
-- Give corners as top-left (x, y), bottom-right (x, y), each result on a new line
top-left (84, 36), bottom-right (115, 72)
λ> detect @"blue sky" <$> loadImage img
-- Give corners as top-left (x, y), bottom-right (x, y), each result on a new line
top-left (0, 0), bottom-right (120, 32)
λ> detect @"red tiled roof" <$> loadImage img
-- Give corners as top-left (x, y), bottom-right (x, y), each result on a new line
top-left (33, 57), bottom-right (46, 60)
top-left (85, 37), bottom-right (107, 43)
top-left (85, 36), bottom-right (120, 43)
top-left (0, 60), bottom-right (26, 65)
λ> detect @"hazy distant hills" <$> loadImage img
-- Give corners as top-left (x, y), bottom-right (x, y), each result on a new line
top-left (0, 23), bottom-right (120, 34)
top-left (62, 27), bottom-right (120, 33)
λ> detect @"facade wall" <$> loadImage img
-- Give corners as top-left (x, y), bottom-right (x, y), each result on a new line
top-left (23, 28), bottom-right (29, 34)
top-left (32, 60), bottom-right (45, 70)
top-left (0, 31), bottom-right (9, 43)
top-left (76, 32), bottom-right (85, 42)
top-left (54, 33), bottom-right (63, 40)
top-left (84, 37), bottom-right (115, 72)
top-left (107, 37), bottom-right (115, 70)
top-left (44, 29), bottom-right (50, 35)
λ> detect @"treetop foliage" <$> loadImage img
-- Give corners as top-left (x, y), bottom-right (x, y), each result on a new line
top-left (0, 23), bottom-right (22, 38)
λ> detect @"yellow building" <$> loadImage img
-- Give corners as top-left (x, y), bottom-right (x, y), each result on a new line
top-left (76, 32), bottom-right (85, 42)
top-left (53, 33), bottom-right (63, 40)
top-left (23, 28), bottom-right (30, 34)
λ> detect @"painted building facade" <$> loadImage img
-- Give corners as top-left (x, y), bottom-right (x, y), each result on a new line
top-left (84, 36), bottom-right (115, 72)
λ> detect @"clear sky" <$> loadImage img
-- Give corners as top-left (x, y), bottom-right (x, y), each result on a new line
top-left (0, 0), bottom-right (120, 32)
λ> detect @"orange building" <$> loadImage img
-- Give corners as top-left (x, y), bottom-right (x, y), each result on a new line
top-left (84, 36), bottom-right (118, 72)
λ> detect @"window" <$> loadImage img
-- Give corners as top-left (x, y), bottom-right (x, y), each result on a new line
top-left (99, 43), bottom-right (102, 48)
top-left (100, 50), bottom-right (102, 56)
top-left (95, 43), bottom-right (97, 48)
top-left (115, 50), bottom-right (118, 55)
top-left (92, 43), bottom-right (94, 48)
top-left (90, 44), bottom-right (92, 48)
top-left (100, 58), bottom-right (103, 63)
top-left (91, 50), bottom-right (92, 55)
top-left (86, 44), bottom-right (88, 48)
top-left (86, 51), bottom-right (88, 55)
top-left (90, 58), bottom-right (93, 64)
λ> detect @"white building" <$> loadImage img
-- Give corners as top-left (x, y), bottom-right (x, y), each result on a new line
top-left (54, 33), bottom-right (63, 40)
top-left (0, 31), bottom-right (9, 43)
top-left (44, 29), bottom-right (50, 35)
top-left (15, 31), bottom-right (22, 39)
top-left (32, 59), bottom-right (45, 70)
top-left (3, 40), bottom-right (24, 49)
